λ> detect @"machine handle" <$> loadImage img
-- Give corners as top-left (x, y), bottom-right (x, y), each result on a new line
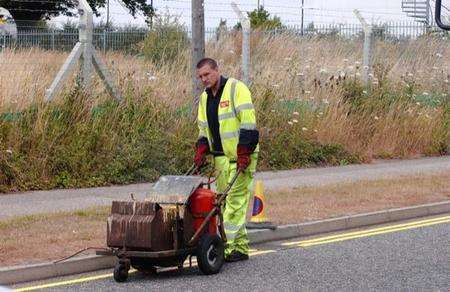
top-left (187, 169), bottom-right (242, 246)
top-left (435, 0), bottom-right (450, 31)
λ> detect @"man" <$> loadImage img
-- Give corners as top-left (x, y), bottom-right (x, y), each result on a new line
top-left (194, 58), bottom-right (259, 262)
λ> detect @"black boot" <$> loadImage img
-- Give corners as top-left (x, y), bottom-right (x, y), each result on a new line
top-left (225, 251), bottom-right (249, 262)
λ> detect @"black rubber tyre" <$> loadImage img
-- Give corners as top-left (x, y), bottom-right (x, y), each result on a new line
top-left (197, 234), bottom-right (224, 275)
top-left (113, 263), bottom-right (129, 282)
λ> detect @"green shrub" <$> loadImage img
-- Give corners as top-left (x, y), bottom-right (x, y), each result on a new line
top-left (140, 14), bottom-right (189, 64)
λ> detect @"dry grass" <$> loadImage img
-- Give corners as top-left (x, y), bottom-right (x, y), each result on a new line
top-left (265, 172), bottom-right (450, 224)
top-left (0, 207), bottom-right (109, 266)
top-left (1, 172), bottom-right (449, 266)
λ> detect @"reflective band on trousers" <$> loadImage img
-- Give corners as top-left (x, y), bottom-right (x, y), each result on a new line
top-left (236, 103), bottom-right (254, 113)
top-left (240, 123), bottom-right (257, 130)
top-left (218, 111), bottom-right (236, 121)
top-left (198, 120), bottom-right (208, 128)
top-left (221, 130), bottom-right (240, 139)
top-left (224, 222), bottom-right (241, 232)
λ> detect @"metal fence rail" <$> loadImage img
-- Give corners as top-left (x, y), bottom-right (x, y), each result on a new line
top-left (0, 21), bottom-right (441, 52)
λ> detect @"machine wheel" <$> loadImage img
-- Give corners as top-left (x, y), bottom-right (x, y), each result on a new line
top-left (113, 263), bottom-right (129, 282)
top-left (197, 234), bottom-right (224, 275)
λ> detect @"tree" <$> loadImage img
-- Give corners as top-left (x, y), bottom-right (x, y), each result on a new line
top-left (0, 0), bottom-right (154, 27)
top-left (235, 6), bottom-right (283, 30)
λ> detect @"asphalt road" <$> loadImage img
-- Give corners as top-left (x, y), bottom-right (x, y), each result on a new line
top-left (1, 156), bottom-right (449, 220)
top-left (13, 215), bottom-right (450, 291)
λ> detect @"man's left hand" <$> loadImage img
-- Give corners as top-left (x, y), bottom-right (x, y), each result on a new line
top-left (237, 145), bottom-right (252, 171)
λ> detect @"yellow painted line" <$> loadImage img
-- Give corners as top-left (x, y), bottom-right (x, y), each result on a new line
top-left (14, 273), bottom-right (114, 292)
top-left (297, 217), bottom-right (450, 248)
top-left (282, 215), bottom-right (450, 246)
top-left (14, 248), bottom-right (274, 291)
top-left (249, 250), bottom-right (276, 256)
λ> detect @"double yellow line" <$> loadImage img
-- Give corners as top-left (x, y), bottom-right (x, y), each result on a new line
top-left (283, 215), bottom-right (450, 248)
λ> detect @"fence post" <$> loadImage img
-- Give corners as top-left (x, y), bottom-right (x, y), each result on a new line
top-left (354, 9), bottom-right (374, 85)
top-left (79, 0), bottom-right (94, 89)
top-left (232, 2), bottom-right (251, 85)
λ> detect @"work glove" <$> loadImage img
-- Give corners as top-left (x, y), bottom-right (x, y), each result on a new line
top-left (194, 143), bottom-right (209, 169)
top-left (237, 145), bottom-right (252, 171)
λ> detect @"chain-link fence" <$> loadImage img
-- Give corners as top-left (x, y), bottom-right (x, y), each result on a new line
top-left (0, 21), bottom-right (442, 52)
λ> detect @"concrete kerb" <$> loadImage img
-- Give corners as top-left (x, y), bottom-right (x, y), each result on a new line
top-left (2, 200), bottom-right (450, 286)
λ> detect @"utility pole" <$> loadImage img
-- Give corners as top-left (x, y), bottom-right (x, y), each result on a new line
top-left (192, 0), bottom-right (205, 109)
top-left (301, 0), bottom-right (304, 35)
top-left (150, 0), bottom-right (154, 29)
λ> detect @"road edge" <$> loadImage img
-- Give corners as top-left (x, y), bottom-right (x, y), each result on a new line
top-left (2, 200), bottom-right (450, 286)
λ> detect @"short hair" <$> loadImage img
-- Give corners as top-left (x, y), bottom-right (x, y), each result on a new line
top-left (196, 58), bottom-right (218, 69)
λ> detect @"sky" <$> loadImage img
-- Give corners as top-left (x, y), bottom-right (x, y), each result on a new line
top-left (48, 0), bottom-right (441, 29)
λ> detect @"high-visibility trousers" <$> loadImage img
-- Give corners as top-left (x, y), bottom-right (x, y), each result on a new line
top-left (214, 153), bottom-right (258, 256)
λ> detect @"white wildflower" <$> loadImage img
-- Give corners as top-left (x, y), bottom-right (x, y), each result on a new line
top-left (6, 149), bottom-right (13, 154)
top-left (296, 72), bottom-right (304, 76)
top-left (288, 121), bottom-right (293, 126)
top-left (363, 90), bottom-right (368, 94)
top-left (293, 111), bottom-right (299, 116)
top-left (422, 92), bottom-right (429, 96)
top-left (305, 90), bottom-right (311, 94)
top-left (314, 129), bottom-right (318, 133)
top-left (407, 73), bottom-right (414, 77)
top-left (271, 109), bottom-right (276, 113)
top-left (292, 119), bottom-right (298, 123)
top-left (355, 61), bottom-right (361, 66)
top-left (436, 53), bottom-right (443, 58)
top-left (273, 84), bottom-right (280, 88)
top-left (416, 102), bottom-right (421, 106)
top-left (445, 80), bottom-right (449, 83)
top-left (284, 57), bottom-right (292, 61)
top-left (146, 72), bottom-right (157, 81)
top-left (318, 112), bottom-right (323, 116)
top-left (374, 116), bottom-right (379, 120)
top-left (323, 98), bottom-right (329, 104)
top-left (302, 127), bottom-right (308, 131)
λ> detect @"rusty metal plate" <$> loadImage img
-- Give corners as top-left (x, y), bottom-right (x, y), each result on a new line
top-left (146, 175), bottom-right (204, 204)
top-left (106, 201), bottom-right (175, 250)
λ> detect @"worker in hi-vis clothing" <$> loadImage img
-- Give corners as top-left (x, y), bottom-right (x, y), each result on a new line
top-left (194, 58), bottom-right (259, 262)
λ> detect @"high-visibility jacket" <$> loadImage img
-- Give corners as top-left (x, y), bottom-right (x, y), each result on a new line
top-left (197, 78), bottom-right (259, 160)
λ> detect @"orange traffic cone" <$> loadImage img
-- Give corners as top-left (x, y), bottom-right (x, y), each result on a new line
top-left (246, 180), bottom-right (276, 230)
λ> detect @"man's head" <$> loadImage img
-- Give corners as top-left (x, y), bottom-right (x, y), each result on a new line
top-left (196, 58), bottom-right (220, 89)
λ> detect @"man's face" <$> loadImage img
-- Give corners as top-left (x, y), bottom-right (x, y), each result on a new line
top-left (197, 64), bottom-right (220, 89)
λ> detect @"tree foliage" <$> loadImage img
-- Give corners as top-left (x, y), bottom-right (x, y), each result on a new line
top-left (235, 6), bottom-right (283, 30)
top-left (0, 0), bottom-right (153, 25)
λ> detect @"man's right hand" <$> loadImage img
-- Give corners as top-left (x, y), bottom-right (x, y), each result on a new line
top-left (194, 143), bottom-right (209, 169)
